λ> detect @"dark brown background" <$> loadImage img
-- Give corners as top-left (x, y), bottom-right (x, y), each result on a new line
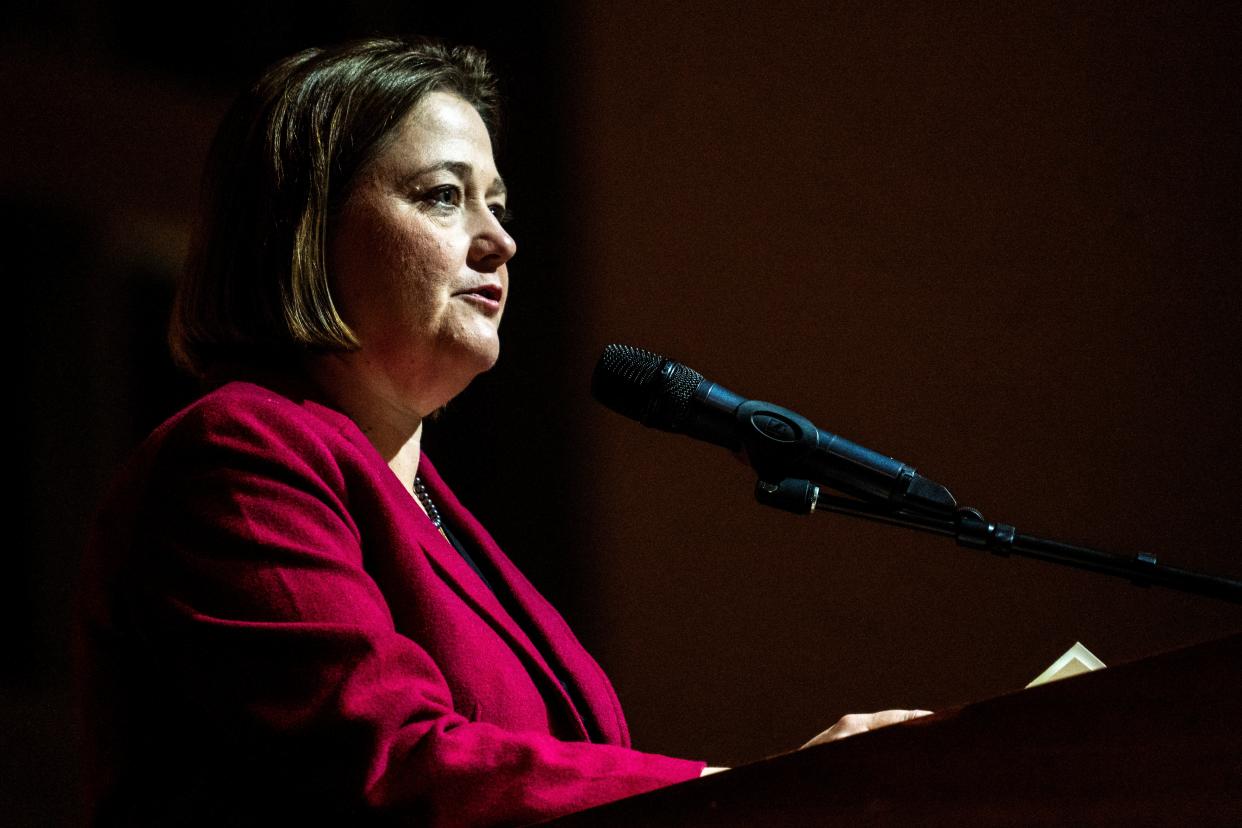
top-left (4, 2), bottom-right (1240, 824)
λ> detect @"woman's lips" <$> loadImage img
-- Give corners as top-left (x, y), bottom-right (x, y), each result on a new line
top-left (454, 283), bottom-right (503, 314)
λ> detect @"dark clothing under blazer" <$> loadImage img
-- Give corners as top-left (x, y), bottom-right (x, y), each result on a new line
top-left (79, 379), bottom-right (704, 827)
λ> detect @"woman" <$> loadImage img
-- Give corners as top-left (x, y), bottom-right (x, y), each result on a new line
top-left (79, 37), bottom-right (924, 827)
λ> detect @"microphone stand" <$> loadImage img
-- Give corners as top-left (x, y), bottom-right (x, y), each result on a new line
top-left (754, 478), bottom-right (1242, 605)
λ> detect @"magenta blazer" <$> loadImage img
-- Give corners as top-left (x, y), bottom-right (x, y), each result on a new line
top-left (79, 379), bottom-right (704, 826)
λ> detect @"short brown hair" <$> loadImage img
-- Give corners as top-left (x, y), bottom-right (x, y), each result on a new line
top-left (170, 37), bottom-right (499, 379)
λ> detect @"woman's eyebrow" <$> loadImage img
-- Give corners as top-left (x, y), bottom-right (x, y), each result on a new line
top-left (405, 160), bottom-right (507, 197)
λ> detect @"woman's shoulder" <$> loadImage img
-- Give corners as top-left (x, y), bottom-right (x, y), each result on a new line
top-left (154, 379), bottom-right (355, 451)
top-left (118, 378), bottom-right (380, 496)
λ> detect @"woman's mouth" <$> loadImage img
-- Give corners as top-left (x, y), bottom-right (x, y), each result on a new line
top-left (454, 283), bottom-right (503, 313)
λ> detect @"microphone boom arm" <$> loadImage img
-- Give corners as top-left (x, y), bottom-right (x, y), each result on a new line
top-left (754, 477), bottom-right (1242, 605)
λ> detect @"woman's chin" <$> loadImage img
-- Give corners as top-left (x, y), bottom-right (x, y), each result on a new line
top-left (430, 337), bottom-right (502, 402)
top-left (460, 332), bottom-right (502, 374)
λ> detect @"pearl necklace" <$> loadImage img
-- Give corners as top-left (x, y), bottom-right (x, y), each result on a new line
top-left (412, 475), bottom-right (444, 530)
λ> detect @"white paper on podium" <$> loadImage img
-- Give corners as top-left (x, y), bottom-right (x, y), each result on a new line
top-left (1026, 641), bottom-right (1106, 689)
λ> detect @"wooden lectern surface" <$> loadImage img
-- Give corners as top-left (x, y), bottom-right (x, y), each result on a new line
top-left (546, 633), bottom-right (1242, 826)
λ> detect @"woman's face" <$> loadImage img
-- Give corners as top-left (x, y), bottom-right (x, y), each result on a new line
top-left (327, 90), bottom-right (516, 417)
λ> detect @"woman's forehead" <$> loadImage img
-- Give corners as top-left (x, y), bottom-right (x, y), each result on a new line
top-left (368, 92), bottom-right (502, 187)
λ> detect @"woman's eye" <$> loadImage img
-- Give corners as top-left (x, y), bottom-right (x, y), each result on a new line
top-left (488, 203), bottom-right (511, 224)
top-left (425, 186), bottom-right (462, 207)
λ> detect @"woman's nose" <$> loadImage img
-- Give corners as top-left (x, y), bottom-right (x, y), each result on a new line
top-left (468, 210), bottom-right (517, 272)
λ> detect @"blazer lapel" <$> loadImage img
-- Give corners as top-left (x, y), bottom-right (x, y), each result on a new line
top-left (415, 460), bottom-right (592, 742)
top-left (419, 458), bottom-right (625, 746)
top-left (312, 402), bottom-right (599, 744)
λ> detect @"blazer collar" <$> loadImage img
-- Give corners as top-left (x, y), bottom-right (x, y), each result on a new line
top-left (415, 456), bottom-right (603, 742)
top-left (262, 378), bottom-right (618, 744)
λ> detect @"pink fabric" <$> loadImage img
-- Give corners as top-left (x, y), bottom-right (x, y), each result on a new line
top-left (79, 379), bottom-right (704, 826)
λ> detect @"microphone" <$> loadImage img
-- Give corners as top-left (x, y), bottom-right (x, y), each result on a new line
top-left (591, 344), bottom-right (957, 515)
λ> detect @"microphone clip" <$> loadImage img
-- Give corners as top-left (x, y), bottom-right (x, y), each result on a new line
top-left (754, 478), bottom-right (821, 515)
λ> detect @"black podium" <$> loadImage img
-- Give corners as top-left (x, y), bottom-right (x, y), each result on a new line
top-left (546, 634), bottom-right (1242, 826)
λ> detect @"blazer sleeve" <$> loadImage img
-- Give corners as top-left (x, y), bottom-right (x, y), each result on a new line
top-left (124, 397), bottom-right (705, 826)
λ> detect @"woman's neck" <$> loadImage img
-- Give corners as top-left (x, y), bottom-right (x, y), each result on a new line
top-left (303, 353), bottom-right (426, 490)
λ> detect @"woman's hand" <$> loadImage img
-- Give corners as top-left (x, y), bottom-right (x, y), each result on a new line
top-left (800, 709), bottom-right (932, 749)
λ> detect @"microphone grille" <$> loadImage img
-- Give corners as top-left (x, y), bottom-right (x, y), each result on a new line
top-left (660, 360), bottom-right (706, 429)
top-left (591, 343), bottom-right (704, 430)
top-left (597, 343), bottom-right (664, 386)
